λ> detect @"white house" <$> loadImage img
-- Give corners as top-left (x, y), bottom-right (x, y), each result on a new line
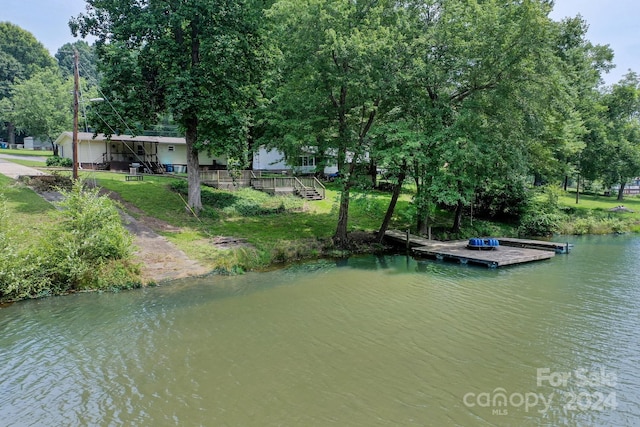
top-left (54, 132), bottom-right (227, 173)
top-left (252, 146), bottom-right (339, 175)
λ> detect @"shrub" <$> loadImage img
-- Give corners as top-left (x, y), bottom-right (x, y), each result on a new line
top-left (474, 179), bottom-right (529, 221)
top-left (54, 181), bottom-right (133, 261)
top-left (46, 155), bottom-right (73, 167)
top-left (519, 209), bottom-right (564, 237)
top-left (518, 186), bottom-right (565, 237)
top-left (0, 182), bottom-right (140, 302)
top-left (557, 213), bottom-right (630, 235)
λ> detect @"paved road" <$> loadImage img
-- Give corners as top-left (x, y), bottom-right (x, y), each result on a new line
top-left (0, 156), bottom-right (48, 179)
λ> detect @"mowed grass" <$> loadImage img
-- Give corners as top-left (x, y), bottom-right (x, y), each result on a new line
top-left (4, 158), bottom-right (49, 168)
top-left (0, 174), bottom-right (56, 247)
top-left (82, 172), bottom-right (410, 245)
top-left (0, 149), bottom-right (53, 157)
top-left (559, 190), bottom-right (640, 218)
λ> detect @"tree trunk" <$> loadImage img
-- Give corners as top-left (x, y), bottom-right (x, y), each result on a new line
top-left (376, 170), bottom-right (406, 243)
top-left (575, 173), bottom-right (580, 204)
top-left (49, 138), bottom-right (59, 156)
top-left (451, 199), bottom-right (464, 233)
top-left (185, 116), bottom-right (202, 212)
top-left (333, 184), bottom-right (351, 247)
top-left (414, 173), bottom-right (429, 234)
top-left (333, 159), bottom-right (358, 247)
top-left (617, 182), bottom-right (626, 201)
top-left (7, 122), bottom-right (15, 145)
top-left (563, 175), bottom-right (568, 191)
top-left (533, 173), bottom-right (543, 186)
top-left (369, 158), bottom-right (377, 188)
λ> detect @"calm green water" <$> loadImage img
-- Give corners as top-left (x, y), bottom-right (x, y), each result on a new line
top-left (1, 235), bottom-right (639, 426)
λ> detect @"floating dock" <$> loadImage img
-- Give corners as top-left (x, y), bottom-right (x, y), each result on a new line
top-left (497, 237), bottom-right (572, 254)
top-left (384, 230), bottom-right (570, 268)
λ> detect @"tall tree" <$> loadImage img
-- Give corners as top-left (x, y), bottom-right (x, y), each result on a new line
top-left (389, 0), bottom-right (565, 233)
top-left (595, 73), bottom-right (640, 200)
top-left (0, 22), bottom-right (55, 144)
top-left (70, 0), bottom-right (264, 210)
top-left (266, 0), bottom-right (407, 246)
top-left (55, 40), bottom-right (98, 85)
top-left (533, 16), bottom-right (613, 189)
top-left (9, 68), bottom-right (74, 153)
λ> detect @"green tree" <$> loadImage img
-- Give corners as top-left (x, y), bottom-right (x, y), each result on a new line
top-left (8, 68), bottom-right (75, 153)
top-left (389, 0), bottom-right (567, 233)
top-left (266, 0), bottom-right (408, 245)
top-left (591, 73), bottom-right (640, 200)
top-left (534, 16), bottom-right (613, 189)
top-left (70, 0), bottom-right (264, 211)
top-left (0, 22), bottom-right (55, 144)
top-left (55, 40), bottom-right (98, 85)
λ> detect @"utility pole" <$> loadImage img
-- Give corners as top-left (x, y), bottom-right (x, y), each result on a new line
top-left (72, 49), bottom-right (79, 180)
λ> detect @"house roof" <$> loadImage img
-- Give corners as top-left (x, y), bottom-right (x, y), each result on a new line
top-left (54, 132), bottom-right (186, 146)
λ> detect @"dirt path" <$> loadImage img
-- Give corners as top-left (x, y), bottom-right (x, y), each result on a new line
top-left (98, 189), bottom-right (212, 283)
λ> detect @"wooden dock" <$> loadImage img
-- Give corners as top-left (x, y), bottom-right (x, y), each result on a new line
top-left (384, 230), bottom-right (565, 268)
top-left (497, 237), bottom-right (572, 254)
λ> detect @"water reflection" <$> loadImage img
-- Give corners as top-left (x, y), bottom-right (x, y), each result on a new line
top-left (1, 235), bottom-right (638, 426)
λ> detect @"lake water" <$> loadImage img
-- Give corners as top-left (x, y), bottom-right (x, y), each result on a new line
top-left (1, 235), bottom-right (639, 426)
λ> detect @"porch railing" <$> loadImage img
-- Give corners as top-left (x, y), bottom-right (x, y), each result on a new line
top-left (251, 176), bottom-right (325, 199)
top-left (200, 170), bottom-right (259, 186)
top-left (199, 170), bottom-right (325, 199)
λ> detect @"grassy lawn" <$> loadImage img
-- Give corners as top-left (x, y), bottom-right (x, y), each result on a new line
top-left (65, 170), bottom-right (419, 268)
top-left (0, 148), bottom-right (53, 157)
top-left (4, 158), bottom-right (49, 168)
top-left (11, 166), bottom-right (638, 273)
top-left (0, 174), bottom-right (56, 247)
top-left (559, 190), bottom-right (640, 212)
top-left (554, 190), bottom-right (640, 234)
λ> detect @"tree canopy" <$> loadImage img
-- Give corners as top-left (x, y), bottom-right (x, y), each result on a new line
top-left (70, 0), bottom-right (265, 210)
top-left (0, 22), bottom-right (56, 143)
top-left (9, 68), bottom-right (73, 146)
top-left (55, 40), bottom-right (98, 85)
top-left (40, 0), bottom-right (633, 240)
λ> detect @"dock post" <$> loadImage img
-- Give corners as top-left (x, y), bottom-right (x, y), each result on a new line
top-left (406, 229), bottom-right (410, 251)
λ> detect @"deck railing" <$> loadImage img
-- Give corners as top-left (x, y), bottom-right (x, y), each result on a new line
top-left (200, 170), bottom-right (259, 186)
top-left (250, 176), bottom-right (294, 190)
top-left (251, 176), bottom-right (325, 199)
top-left (199, 170), bottom-right (325, 199)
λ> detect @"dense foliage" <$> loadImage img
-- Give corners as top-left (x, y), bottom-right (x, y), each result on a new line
top-left (46, 155), bottom-right (74, 167)
top-left (70, 0), bottom-right (266, 211)
top-left (2, 0), bottom-right (639, 247)
top-left (169, 180), bottom-right (304, 217)
top-left (0, 22), bottom-right (56, 144)
top-left (55, 40), bottom-right (98, 84)
top-left (0, 182), bottom-right (139, 303)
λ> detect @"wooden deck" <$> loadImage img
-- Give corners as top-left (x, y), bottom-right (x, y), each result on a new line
top-left (384, 230), bottom-right (563, 268)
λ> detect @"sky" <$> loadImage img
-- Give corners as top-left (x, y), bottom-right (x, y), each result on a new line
top-left (1, 0), bottom-right (638, 86)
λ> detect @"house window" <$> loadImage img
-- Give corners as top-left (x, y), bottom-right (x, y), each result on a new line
top-left (300, 156), bottom-right (316, 167)
top-left (137, 145), bottom-right (145, 155)
top-left (167, 145), bottom-right (175, 152)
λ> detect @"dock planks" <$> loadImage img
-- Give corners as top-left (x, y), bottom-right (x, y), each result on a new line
top-left (497, 238), bottom-right (572, 254)
top-left (384, 230), bottom-right (562, 268)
